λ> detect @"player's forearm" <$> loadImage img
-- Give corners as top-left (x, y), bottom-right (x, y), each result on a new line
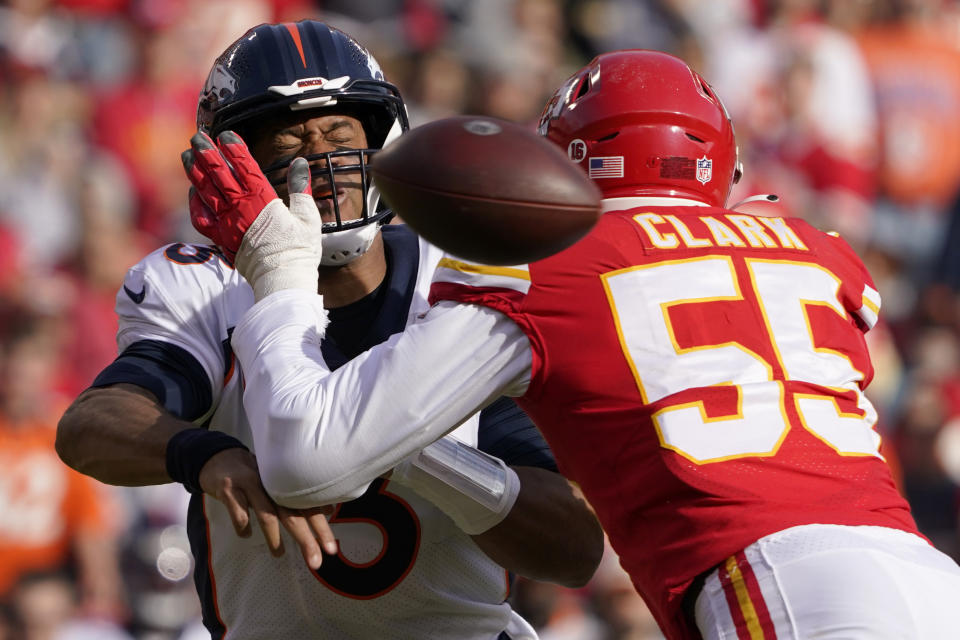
top-left (232, 291), bottom-right (532, 508)
top-left (472, 466), bottom-right (604, 588)
top-left (57, 384), bottom-right (189, 485)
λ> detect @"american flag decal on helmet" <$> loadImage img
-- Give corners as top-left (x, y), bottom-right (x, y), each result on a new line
top-left (589, 156), bottom-right (624, 179)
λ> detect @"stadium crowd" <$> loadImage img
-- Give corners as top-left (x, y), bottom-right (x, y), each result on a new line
top-left (2, 0), bottom-right (960, 638)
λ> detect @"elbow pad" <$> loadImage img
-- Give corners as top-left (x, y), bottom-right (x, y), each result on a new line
top-left (390, 437), bottom-right (521, 535)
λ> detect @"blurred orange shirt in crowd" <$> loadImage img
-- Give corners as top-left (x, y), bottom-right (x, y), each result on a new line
top-left (0, 410), bottom-right (120, 596)
top-left (857, 23), bottom-right (960, 210)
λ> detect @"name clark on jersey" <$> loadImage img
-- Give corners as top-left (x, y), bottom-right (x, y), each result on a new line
top-left (633, 212), bottom-right (809, 251)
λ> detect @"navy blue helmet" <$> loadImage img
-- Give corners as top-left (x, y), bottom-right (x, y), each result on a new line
top-left (196, 21), bottom-right (409, 262)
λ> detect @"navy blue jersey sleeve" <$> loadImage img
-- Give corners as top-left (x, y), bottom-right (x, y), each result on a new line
top-left (477, 397), bottom-right (558, 472)
top-left (91, 339), bottom-right (212, 422)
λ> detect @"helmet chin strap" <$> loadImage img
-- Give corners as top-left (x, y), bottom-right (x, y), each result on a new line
top-left (321, 222), bottom-right (380, 266)
top-left (729, 193), bottom-right (779, 210)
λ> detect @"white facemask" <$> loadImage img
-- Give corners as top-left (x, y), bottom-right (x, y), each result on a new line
top-left (318, 118), bottom-right (405, 266)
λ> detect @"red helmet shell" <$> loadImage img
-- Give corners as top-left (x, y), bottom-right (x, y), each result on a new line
top-left (538, 50), bottom-right (742, 207)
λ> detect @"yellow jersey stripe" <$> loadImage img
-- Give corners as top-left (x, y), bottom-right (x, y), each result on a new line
top-left (436, 258), bottom-right (530, 281)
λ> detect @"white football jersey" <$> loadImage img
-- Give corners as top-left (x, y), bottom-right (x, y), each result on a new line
top-left (113, 232), bottom-right (534, 640)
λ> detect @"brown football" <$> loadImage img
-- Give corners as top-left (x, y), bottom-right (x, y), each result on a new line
top-left (370, 116), bottom-right (602, 265)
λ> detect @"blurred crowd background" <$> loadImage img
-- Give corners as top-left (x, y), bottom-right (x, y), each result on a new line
top-left (2, 0), bottom-right (960, 638)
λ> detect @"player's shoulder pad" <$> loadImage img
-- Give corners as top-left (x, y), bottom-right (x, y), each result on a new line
top-left (430, 254), bottom-right (532, 296)
top-left (117, 243), bottom-right (251, 321)
top-left (382, 223), bottom-right (443, 279)
top-left (803, 227), bottom-right (881, 330)
top-left (808, 225), bottom-right (868, 269)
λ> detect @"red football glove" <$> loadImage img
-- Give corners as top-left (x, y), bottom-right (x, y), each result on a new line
top-left (182, 130), bottom-right (323, 301)
top-left (181, 130), bottom-right (278, 260)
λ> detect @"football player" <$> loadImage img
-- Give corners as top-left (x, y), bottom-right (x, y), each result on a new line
top-left (188, 48), bottom-right (960, 639)
top-left (56, 21), bottom-right (603, 640)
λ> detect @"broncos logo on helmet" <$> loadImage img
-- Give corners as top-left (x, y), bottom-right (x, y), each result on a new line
top-left (199, 64), bottom-right (238, 114)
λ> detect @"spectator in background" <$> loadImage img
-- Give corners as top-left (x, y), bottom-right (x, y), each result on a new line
top-left (587, 543), bottom-right (663, 640)
top-left (0, 603), bottom-right (11, 640)
top-left (404, 48), bottom-right (471, 126)
top-left (89, 0), bottom-right (274, 243)
top-left (0, 72), bottom-right (87, 270)
top-left (687, 0), bottom-right (879, 239)
top-left (564, 0), bottom-right (698, 63)
top-left (511, 577), bottom-right (605, 640)
top-left (891, 326), bottom-right (960, 560)
top-left (453, 0), bottom-right (569, 125)
top-left (9, 570), bottom-right (133, 640)
top-left (0, 224), bottom-right (23, 304)
top-left (0, 0), bottom-right (75, 78)
top-left (0, 308), bottom-right (126, 628)
top-left (846, 0), bottom-right (960, 559)
top-left (55, 153), bottom-right (150, 397)
top-left (512, 539), bottom-right (667, 640)
top-left (88, 24), bottom-right (216, 243)
top-left (854, 0), bottom-right (960, 277)
top-left (768, 0), bottom-right (879, 246)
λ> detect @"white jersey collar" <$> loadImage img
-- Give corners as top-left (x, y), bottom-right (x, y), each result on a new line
top-left (600, 196), bottom-right (710, 213)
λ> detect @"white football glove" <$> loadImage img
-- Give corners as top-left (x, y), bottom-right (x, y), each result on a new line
top-left (235, 157), bottom-right (323, 301)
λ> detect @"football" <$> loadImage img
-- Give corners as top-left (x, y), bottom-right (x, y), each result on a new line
top-left (370, 116), bottom-right (602, 265)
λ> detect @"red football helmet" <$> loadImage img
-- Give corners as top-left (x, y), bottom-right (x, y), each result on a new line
top-left (538, 50), bottom-right (742, 207)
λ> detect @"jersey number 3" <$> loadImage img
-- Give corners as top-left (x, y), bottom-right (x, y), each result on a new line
top-left (313, 479), bottom-right (420, 599)
top-left (603, 256), bottom-right (882, 463)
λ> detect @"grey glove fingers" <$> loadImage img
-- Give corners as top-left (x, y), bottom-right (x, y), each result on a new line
top-left (190, 131), bottom-right (244, 199)
top-left (182, 147), bottom-right (221, 205)
top-left (287, 158), bottom-right (322, 226)
top-left (287, 157), bottom-right (312, 196)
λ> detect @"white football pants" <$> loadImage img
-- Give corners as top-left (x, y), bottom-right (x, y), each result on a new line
top-left (694, 524), bottom-right (960, 639)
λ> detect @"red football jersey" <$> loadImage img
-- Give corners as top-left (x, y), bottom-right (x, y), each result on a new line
top-left (429, 203), bottom-right (919, 639)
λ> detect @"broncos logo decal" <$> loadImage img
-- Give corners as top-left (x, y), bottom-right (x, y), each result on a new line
top-left (200, 64), bottom-right (238, 110)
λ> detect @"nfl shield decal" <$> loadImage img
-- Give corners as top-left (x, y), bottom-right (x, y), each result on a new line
top-left (696, 156), bottom-right (713, 184)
